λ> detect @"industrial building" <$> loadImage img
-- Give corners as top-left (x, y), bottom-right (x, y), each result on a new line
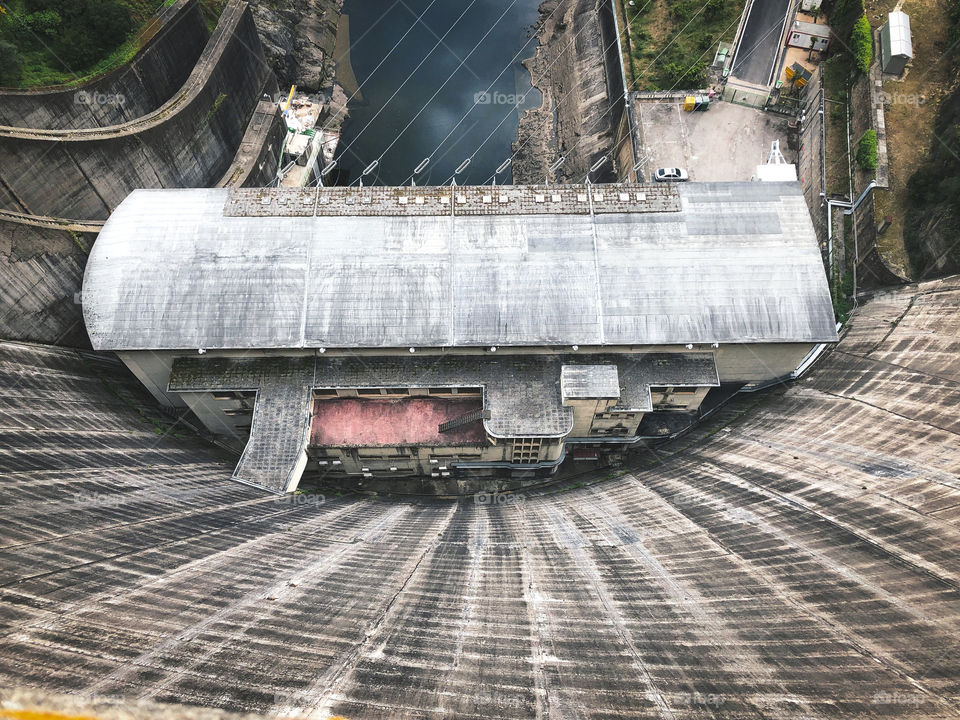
top-left (81, 182), bottom-right (837, 492)
top-left (786, 20), bottom-right (831, 53)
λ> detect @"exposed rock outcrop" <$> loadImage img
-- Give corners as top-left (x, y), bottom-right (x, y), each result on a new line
top-left (246, 0), bottom-right (342, 93)
top-left (514, 0), bottom-right (617, 184)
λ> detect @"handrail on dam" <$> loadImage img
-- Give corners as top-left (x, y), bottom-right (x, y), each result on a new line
top-left (0, 209), bottom-right (104, 234)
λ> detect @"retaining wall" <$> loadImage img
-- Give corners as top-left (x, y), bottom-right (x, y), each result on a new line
top-left (853, 189), bottom-right (907, 289)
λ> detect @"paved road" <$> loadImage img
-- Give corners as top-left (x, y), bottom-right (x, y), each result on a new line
top-left (731, 0), bottom-right (792, 86)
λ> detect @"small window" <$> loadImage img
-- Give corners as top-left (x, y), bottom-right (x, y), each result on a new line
top-left (213, 391), bottom-right (252, 401)
top-left (223, 408), bottom-right (251, 417)
top-left (234, 424), bottom-right (251, 432)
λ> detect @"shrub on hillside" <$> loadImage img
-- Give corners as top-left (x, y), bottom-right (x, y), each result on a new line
top-left (829, 0), bottom-right (865, 33)
top-left (904, 85), bottom-right (960, 277)
top-left (0, 40), bottom-right (22, 85)
top-left (851, 14), bottom-right (873, 73)
top-left (54, 0), bottom-right (133, 70)
top-left (902, 0), bottom-right (960, 278)
top-left (856, 129), bottom-right (877, 171)
top-left (2, 0), bottom-right (133, 75)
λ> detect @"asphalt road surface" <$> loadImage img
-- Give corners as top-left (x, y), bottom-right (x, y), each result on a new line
top-left (731, 0), bottom-right (792, 86)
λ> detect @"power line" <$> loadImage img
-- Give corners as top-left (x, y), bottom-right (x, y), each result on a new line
top-left (332, 0), bottom-right (483, 167)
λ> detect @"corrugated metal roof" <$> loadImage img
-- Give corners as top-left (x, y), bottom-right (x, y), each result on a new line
top-left (792, 21), bottom-right (830, 37)
top-left (882, 11), bottom-right (913, 60)
top-left (82, 183), bottom-right (838, 350)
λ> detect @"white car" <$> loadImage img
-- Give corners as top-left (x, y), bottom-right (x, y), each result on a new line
top-left (653, 167), bottom-right (689, 182)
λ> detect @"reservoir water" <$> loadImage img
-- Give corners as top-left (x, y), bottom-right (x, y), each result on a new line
top-left (334, 0), bottom-right (543, 187)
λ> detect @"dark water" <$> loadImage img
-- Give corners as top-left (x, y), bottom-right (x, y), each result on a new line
top-left (335, 0), bottom-right (542, 187)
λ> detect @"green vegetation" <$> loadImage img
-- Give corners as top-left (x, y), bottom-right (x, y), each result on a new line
top-left (850, 14), bottom-right (873, 74)
top-left (856, 129), bottom-right (877, 172)
top-left (828, 0), bottom-right (865, 35)
top-left (622, 0), bottom-right (746, 91)
top-left (903, 87), bottom-right (960, 277)
top-left (0, 0), bottom-right (146, 87)
top-left (832, 270), bottom-right (854, 323)
top-left (902, 7), bottom-right (960, 278)
top-left (952, 1), bottom-right (960, 50)
top-left (0, 0), bottom-right (226, 88)
top-left (203, 91), bottom-right (227, 125)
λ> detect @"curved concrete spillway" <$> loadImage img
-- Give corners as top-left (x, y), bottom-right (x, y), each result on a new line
top-left (0, 0), bottom-right (277, 221)
top-left (0, 277), bottom-right (959, 718)
top-left (0, 0), bottom-right (285, 350)
top-left (0, 0), bottom-right (209, 131)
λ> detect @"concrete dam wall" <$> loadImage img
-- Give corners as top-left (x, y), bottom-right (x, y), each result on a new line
top-left (0, 0), bottom-right (278, 221)
top-left (0, 213), bottom-right (98, 348)
top-left (0, 153), bottom-right (98, 349)
top-left (0, 0), bottom-right (282, 348)
top-left (0, 0), bottom-right (209, 131)
top-left (0, 276), bottom-right (958, 717)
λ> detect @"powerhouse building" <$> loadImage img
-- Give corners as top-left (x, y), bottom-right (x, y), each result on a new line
top-left (81, 182), bottom-right (837, 492)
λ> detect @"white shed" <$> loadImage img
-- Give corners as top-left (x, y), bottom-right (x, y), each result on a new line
top-left (880, 11), bottom-right (912, 75)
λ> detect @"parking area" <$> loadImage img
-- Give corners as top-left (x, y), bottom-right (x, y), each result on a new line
top-left (635, 100), bottom-right (795, 182)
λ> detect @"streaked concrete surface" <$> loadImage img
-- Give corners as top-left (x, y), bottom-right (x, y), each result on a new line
top-left (1, 276), bottom-right (959, 718)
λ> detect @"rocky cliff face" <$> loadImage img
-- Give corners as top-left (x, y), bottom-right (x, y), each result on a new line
top-left (514, 0), bottom-right (616, 184)
top-left (246, 0), bottom-right (342, 92)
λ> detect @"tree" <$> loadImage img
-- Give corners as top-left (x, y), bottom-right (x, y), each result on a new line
top-left (51, 0), bottom-right (132, 72)
top-left (21, 9), bottom-right (62, 37)
top-left (704, 0), bottom-right (726, 22)
top-left (0, 40), bottom-right (22, 86)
